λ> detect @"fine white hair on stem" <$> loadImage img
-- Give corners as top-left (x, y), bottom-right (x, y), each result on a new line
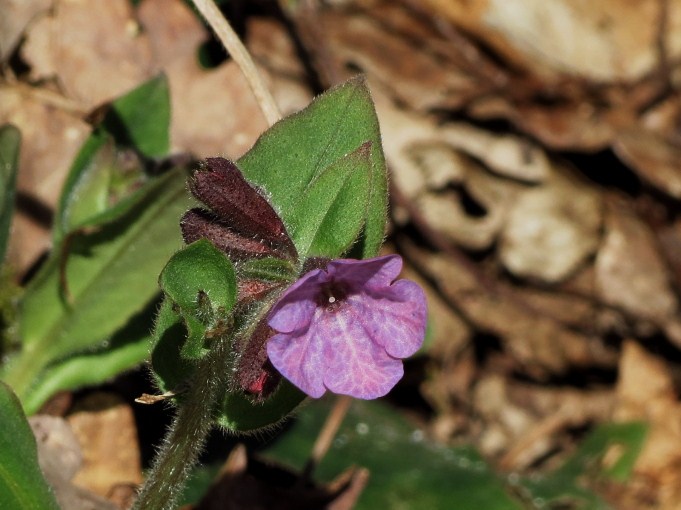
top-left (190, 0), bottom-right (281, 127)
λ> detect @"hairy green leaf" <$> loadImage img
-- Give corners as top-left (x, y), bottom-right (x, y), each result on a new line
top-left (216, 381), bottom-right (306, 434)
top-left (21, 301), bottom-right (158, 414)
top-left (237, 77), bottom-right (387, 259)
top-left (0, 382), bottom-right (59, 509)
top-left (159, 239), bottom-right (237, 318)
top-left (288, 143), bottom-right (371, 258)
top-left (4, 168), bottom-right (192, 411)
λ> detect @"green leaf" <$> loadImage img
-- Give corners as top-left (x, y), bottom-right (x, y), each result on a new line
top-left (4, 167), bottom-right (193, 412)
top-left (20, 301), bottom-right (158, 414)
top-left (0, 125), bottom-right (20, 264)
top-left (157, 240), bottom-right (237, 361)
top-left (159, 239), bottom-right (237, 319)
top-left (102, 74), bottom-right (170, 158)
top-left (216, 380), bottom-right (306, 433)
top-left (0, 382), bottom-right (59, 509)
top-left (263, 398), bottom-right (524, 510)
top-left (519, 422), bottom-right (648, 509)
top-left (54, 130), bottom-right (116, 241)
top-left (288, 143), bottom-right (371, 258)
top-left (237, 76), bottom-right (387, 259)
top-left (150, 299), bottom-right (198, 393)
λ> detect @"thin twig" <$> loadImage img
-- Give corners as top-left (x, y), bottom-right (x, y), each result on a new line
top-left (190, 0), bottom-right (281, 126)
top-left (301, 395), bottom-right (353, 481)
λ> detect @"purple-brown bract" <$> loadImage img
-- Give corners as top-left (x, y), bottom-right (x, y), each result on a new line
top-left (266, 255), bottom-right (427, 399)
top-left (181, 157), bottom-right (297, 261)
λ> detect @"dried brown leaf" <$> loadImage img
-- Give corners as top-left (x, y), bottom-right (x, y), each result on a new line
top-left (30, 415), bottom-right (118, 510)
top-left (499, 166), bottom-right (602, 283)
top-left (422, 0), bottom-right (680, 83)
top-left (22, 0), bottom-right (154, 108)
top-left (614, 129), bottom-right (681, 199)
top-left (614, 341), bottom-right (681, 510)
top-left (66, 393), bottom-right (143, 498)
top-left (400, 239), bottom-right (606, 376)
top-left (0, 0), bottom-right (51, 61)
top-left (595, 201), bottom-right (678, 327)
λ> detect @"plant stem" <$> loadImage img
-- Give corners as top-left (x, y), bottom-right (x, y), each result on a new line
top-left (132, 330), bottom-right (234, 510)
top-left (190, 0), bottom-right (281, 126)
top-left (134, 6), bottom-right (284, 508)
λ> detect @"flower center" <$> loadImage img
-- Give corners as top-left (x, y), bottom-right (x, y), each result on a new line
top-left (318, 281), bottom-right (348, 311)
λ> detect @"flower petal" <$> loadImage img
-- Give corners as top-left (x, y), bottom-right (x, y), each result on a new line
top-left (319, 310), bottom-right (404, 399)
top-left (328, 255), bottom-right (402, 291)
top-left (356, 279), bottom-right (428, 358)
top-left (267, 268), bottom-right (324, 333)
top-left (266, 254), bottom-right (427, 400)
top-left (267, 327), bottom-right (327, 398)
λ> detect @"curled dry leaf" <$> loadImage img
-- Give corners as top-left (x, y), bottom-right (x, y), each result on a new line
top-left (614, 128), bottom-right (681, 200)
top-left (614, 341), bottom-right (681, 510)
top-left (499, 166), bottom-right (603, 283)
top-left (469, 94), bottom-right (632, 152)
top-left (66, 393), bottom-right (143, 498)
top-left (411, 147), bottom-right (522, 251)
top-left (422, 0), bottom-right (681, 83)
top-left (378, 96), bottom-right (547, 250)
top-left (22, 0), bottom-right (154, 108)
top-left (400, 238), bottom-right (607, 377)
top-left (595, 201), bottom-right (678, 328)
top-left (29, 415), bottom-right (117, 510)
top-left (303, 1), bottom-right (480, 112)
top-left (0, 0), bottom-right (51, 61)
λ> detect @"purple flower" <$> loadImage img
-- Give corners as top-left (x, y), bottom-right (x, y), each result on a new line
top-left (266, 255), bottom-right (427, 399)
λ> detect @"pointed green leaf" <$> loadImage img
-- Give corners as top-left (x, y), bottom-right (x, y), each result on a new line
top-left (54, 130), bottom-right (115, 241)
top-left (0, 125), bottom-right (20, 264)
top-left (0, 382), bottom-right (59, 509)
top-left (102, 74), bottom-right (170, 158)
top-left (20, 301), bottom-right (158, 414)
top-left (288, 143), bottom-right (371, 258)
top-left (3, 168), bottom-right (193, 411)
top-left (237, 76), bottom-right (387, 258)
top-left (54, 130), bottom-right (166, 244)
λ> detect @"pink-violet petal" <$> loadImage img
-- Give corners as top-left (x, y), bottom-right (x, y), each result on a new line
top-left (355, 279), bottom-right (427, 358)
top-left (317, 309), bottom-right (404, 399)
top-left (267, 329), bottom-right (327, 398)
top-left (328, 255), bottom-right (402, 291)
top-left (267, 268), bottom-right (325, 333)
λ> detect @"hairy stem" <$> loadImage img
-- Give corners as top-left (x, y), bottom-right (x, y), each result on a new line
top-left (134, 5), bottom-right (284, 508)
top-left (190, 0), bottom-right (281, 126)
top-left (132, 330), bottom-right (234, 510)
